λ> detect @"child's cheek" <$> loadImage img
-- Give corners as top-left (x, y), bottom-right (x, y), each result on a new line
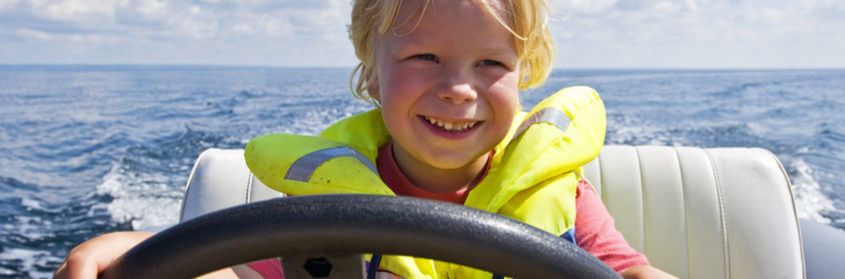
top-left (486, 74), bottom-right (520, 104)
top-left (386, 66), bottom-right (433, 97)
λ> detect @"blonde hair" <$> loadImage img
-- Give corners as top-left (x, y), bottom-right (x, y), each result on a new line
top-left (348, 0), bottom-right (555, 104)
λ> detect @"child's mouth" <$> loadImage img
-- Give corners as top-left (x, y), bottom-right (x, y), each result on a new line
top-left (421, 115), bottom-right (480, 133)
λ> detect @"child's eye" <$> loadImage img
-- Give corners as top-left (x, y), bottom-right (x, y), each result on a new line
top-left (479, 59), bottom-right (504, 67)
top-left (412, 54), bottom-right (439, 63)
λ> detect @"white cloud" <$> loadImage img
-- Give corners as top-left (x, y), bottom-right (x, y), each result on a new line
top-left (0, 0), bottom-right (19, 11)
top-left (685, 0), bottom-right (698, 12)
top-left (652, 2), bottom-right (681, 14)
top-left (67, 33), bottom-right (103, 43)
top-left (760, 8), bottom-right (787, 25)
top-left (135, 0), bottom-right (168, 19)
top-left (0, 0), bottom-right (840, 68)
top-left (548, 0), bottom-right (845, 68)
top-left (15, 27), bottom-right (113, 45)
top-left (258, 17), bottom-right (292, 38)
top-left (26, 0), bottom-right (128, 22)
top-left (15, 28), bottom-right (52, 40)
top-left (168, 5), bottom-right (218, 39)
top-left (549, 0), bottom-right (618, 16)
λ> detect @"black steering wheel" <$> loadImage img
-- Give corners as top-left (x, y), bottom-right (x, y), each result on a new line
top-left (101, 194), bottom-right (620, 278)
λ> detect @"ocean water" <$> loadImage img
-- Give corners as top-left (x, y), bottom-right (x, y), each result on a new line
top-left (0, 65), bottom-right (843, 278)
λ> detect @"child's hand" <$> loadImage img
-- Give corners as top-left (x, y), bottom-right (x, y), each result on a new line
top-left (53, 231), bottom-right (153, 279)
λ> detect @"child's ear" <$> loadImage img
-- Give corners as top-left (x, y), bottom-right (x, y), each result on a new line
top-left (366, 68), bottom-right (380, 101)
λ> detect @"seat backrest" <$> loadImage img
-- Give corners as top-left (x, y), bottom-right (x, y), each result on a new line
top-left (179, 148), bottom-right (285, 222)
top-left (180, 145), bottom-right (805, 278)
top-left (582, 146), bottom-right (804, 278)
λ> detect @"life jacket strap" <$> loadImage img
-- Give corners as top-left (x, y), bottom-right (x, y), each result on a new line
top-left (367, 254), bottom-right (383, 279)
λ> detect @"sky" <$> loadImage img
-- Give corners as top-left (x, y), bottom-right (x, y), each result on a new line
top-left (0, 0), bottom-right (843, 69)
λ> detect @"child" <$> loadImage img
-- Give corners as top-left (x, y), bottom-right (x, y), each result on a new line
top-left (55, 0), bottom-right (674, 278)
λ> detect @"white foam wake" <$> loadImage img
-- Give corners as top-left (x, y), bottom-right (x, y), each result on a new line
top-left (95, 163), bottom-right (183, 231)
top-left (0, 248), bottom-right (53, 278)
top-left (789, 159), bottom-right (836, 224)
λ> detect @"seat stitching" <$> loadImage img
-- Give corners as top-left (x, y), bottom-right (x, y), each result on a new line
top-left (586, 150), bottom-right (603, 199)
top-left (634, 146), bottom-right (647, 255)
top-left (179, 149), bottom-right (211, 222)
top-left (595, 151), bottom-right (602, 199)
top-left (705, 149), bottom-right (731, 279)
top-left (673, 147), bottom-right (692, 279)
top-left (245, 172), bottom-right (254, 203)
top-left (599, 151), bottom-right (606, 203)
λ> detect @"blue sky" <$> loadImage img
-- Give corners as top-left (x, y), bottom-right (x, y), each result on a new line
top-left (1, 0), bottom-right (843, 68)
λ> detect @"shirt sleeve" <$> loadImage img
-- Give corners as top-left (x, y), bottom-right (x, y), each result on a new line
top-left (575, 179), bottom-right (650, 273)
top-left (247, 259), bottom-right (285, 279)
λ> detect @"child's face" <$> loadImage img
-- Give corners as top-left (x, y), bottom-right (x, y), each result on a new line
top-left (369, 0), bottom-right (520, 171)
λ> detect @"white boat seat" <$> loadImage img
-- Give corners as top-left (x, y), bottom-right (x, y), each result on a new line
top-left (179, 145), bottom-right (805, 278)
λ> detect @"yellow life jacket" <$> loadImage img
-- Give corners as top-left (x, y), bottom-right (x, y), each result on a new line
top-left (245, 86), bottom-right (606, 278)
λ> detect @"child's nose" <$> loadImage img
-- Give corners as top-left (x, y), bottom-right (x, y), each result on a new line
top-left (437, 69), bottom-right (478, 104)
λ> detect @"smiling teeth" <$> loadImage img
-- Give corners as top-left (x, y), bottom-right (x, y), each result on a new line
top-left (424, 116), bottom-right (478, 131)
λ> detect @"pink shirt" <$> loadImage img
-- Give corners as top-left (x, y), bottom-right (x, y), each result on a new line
top-left (573, 179), bottom-right (650, 272)
top-left (248, 143), bottom-right (648, 277)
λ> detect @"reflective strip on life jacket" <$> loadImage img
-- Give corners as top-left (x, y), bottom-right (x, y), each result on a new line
top-left (513, 107), bottom-right (572, 139)
top-left (285, 146), bottom-right (378, 182)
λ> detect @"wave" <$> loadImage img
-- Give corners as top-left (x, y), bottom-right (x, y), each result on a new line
top-left (0, 175), bottom-right (40, 193)
top-left (0, 248), bottom-right (58, 278)
top-left (95, 162), bottom-right (183, 231)
top-left (817, 127), bottom-right (845, 145)
top-left (0, 187), bottom-right (130, 278)
top-left (789, 159), bottom-right (837, 225)
top-left (706, 80), bottom-right (775, 98)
